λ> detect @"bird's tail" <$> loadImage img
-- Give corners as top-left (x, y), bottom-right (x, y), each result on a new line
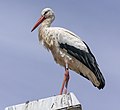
top-left (82, 41), bottom-right (105, 89)
top-left (95, 68), bottom-right (105, 89)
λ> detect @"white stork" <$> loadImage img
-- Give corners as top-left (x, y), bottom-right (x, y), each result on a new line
top-left (31, 8), bottom-right (105, 94)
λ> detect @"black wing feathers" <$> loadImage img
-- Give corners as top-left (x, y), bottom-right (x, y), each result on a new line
top-left (59, 42), bottom-right (105, 89)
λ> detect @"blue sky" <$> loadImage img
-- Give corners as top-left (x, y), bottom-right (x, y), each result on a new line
top-left (0, 0), bottom-right (120, 110)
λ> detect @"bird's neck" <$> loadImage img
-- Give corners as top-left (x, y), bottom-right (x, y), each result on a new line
top-left (41, 18), bottom-right (52, 28)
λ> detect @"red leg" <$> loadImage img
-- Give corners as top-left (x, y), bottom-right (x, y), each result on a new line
top-left (59, 75), bottom-right (66, 95)
top-left (59, 68), bottom-right (70, 95)
top-left (64, 69), bottom-right (70, 94)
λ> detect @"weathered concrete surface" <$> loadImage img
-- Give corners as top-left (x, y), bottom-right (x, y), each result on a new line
top-left (5, 93), bottom-right (82, 110)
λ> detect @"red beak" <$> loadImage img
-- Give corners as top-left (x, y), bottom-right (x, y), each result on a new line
top-left (31, 16), bottom-right (45, 32)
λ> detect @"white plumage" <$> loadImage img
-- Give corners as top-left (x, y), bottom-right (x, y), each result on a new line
top-left (31, 8), bottom-right (105, 94)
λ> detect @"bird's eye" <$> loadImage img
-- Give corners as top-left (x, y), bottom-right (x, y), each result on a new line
top-left (44, 10), bottom-right (49, 15)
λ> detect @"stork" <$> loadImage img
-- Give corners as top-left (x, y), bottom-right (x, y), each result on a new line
top-left (31, 8), bottom-right (105, 95)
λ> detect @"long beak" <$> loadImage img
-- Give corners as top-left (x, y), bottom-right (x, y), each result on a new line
top-left (31, 16), bottom-right (45, 32)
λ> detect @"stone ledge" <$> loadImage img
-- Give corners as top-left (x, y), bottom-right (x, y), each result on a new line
top-left (5, 93), bottom-right (82, 110)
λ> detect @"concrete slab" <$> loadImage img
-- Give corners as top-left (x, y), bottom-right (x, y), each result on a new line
top-left (5, 93), bottom-right (82, 110)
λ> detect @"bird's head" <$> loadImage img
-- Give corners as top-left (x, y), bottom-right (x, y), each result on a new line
top-left (31, 8), bottom-right (55, 32)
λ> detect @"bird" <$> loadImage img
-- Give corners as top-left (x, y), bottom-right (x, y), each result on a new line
top-left (31, 8), bottom-right (105, 95)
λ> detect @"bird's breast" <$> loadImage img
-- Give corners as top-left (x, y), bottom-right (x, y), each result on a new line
top-left (39, 28), bottom-right (56, 50)
top-left (39, 27), bottom-right (75, 67)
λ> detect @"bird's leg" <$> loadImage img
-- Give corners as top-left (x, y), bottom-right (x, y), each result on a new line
top-left (59, 73), bottom-right (66, 95)
top-left (59, 64), bottom-right (70, 95)
top-left (64, 68), bottom-right (70, 94)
